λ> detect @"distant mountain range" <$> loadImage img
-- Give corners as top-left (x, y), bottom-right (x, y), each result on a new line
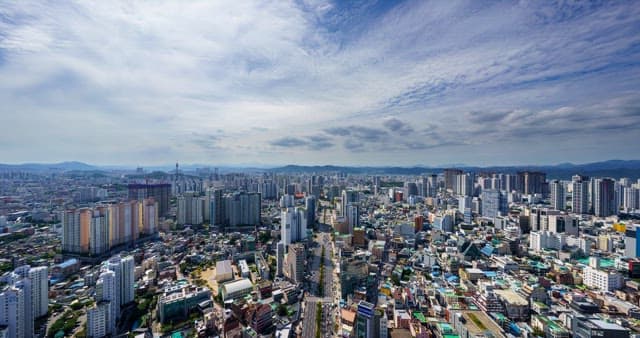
top-left (0, 161), bottom-right (99, 172)
top-left (1, 159), bottom-right (639, 179)
top-left (269, 160), bottom-right (640, 180)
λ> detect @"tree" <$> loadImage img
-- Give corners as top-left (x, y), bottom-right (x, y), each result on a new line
top-left (277, 304), bottom-right (288, 316)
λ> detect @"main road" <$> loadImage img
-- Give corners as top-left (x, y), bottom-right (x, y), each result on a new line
top-left (303, 209), bottom-right (341, 337)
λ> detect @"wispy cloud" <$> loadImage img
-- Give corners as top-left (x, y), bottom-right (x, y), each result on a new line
top-left (0, 0), bottom-right (639, 165)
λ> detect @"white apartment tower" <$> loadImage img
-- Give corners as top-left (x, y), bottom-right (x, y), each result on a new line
top-left (0, 286), bottom-right (26, 338)
top-left (572, 176), bottom-right (589, 215)
top-left (281, 207), bottom-right (307, 246)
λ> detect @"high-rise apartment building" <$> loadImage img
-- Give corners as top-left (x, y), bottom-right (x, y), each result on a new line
top-left (90, 206), bottom-right (109, 255)
top-left (305, 196), bottom-right (316, 228)
top-left (0, 285), bottom-right (26, 338)
top-left (141, 198), bottom-right (159, 235)
top-left (623, 187), bottom-right (639, 211)
top-left (444, 169), bottom-right (463, 191)
top-left (341, 190), bottom-right (359, 217)
top-left (93, 270), bottom-right (117, 335)
top-left (222, 192), bottom-right (261, 228)
top-left (518, 171), bottom-right (546, 195)
top-left (61, 208), bottom-right (91, 254)
top-left (287, 244), bottom-right (305, 284)
top-left (13, 266), bottom-right (48, 320)
top-left (549, 180), bottom-right (565, 210)
top-left (481, 190), bottom-right (508, 218)
top-left (177, 192), bottom-right (204, 226)
top-left (572, 175), bottom-right (590, 215)
top-left (594, 178), bottom-right (616, 217)
top-left (87, 301), bottom-right (111, 338)
top-left (127, 183), bottom-right (171, 216)
top-left (455, 173), bottom-right (474, 197)
top-left (281, 207), bottom-right (307, 246)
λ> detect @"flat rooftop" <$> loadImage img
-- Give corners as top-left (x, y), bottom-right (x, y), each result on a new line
top-left (494, 289), bottom-right (528, 306)
top-left (460, 311), bottom-right (506, 338)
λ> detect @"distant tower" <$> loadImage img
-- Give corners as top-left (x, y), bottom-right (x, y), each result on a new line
top-left (175, 162), bottom-right (179, 179)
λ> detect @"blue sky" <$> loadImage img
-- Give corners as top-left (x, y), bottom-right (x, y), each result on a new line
top-left (0, 0), bottom-right (639, 166)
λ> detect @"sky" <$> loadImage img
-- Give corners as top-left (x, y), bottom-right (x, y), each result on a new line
top-left (1, 0), bottom-right (639, 167)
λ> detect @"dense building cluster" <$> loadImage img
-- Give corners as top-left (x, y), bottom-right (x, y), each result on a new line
top-left (1, 165), bottom-right (640, 338)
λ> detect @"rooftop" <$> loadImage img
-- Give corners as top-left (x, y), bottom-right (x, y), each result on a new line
top-left (494, 289), bottom-right (528, 306)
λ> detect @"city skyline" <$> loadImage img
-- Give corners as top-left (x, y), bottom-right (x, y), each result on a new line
top-left (1, 1), bottom-right (639, 166)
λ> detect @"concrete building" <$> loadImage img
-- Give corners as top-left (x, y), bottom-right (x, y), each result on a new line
top-left (61, 208), bottom-right (91, 254)
top-left (594, 178), bottom-right (616, 217)
top-left (287, 244), bottom-right (305, 285)
top-left (481, 190), bottom-right (508, 218)
top-left (127, 183), bottom-right (171, 216)
top-left (219, 279), bottom-right (253, 302)
top-left (87, 301), bottom-right (111, 338)
top-left (158, 284), bottom-right (212, 323)
top-left (494, 289), bottom-right (529, 321)
top-left (177, 192), bottom-right (204, 226)
top-left (0, 286), bottom-right (26, 338)
top-left (530, 231), bottom-right (566, 252)
top-left (582, 259), bottom-right (623, 292)
top-left (281, 207), bottom-right (307, 246)
top-left (550, 180), bottom-right (565, 210)
top-left (341, 190), bottom-right (359, 217)
top-left (355, 301), bottom-right (376, 338)
top-left (215, 260), bottom-right (233, 283)
top-left (572, 176), bottom-right (590, 215)
top-left (13, 266), bottom-right (48, 319)
top-left (95, 270), bottom-right (117, 335)
top-left (571, 315), bottom-right (629, 338)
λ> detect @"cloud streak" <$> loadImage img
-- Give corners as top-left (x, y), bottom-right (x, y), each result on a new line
top-left (0, 1), bottom-right (639, 166)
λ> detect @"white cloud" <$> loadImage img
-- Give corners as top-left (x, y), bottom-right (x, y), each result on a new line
top-left (0, 0), bottom-right (639, 166)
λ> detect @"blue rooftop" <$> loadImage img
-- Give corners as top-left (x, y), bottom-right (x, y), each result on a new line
top-left (56, 258), bottom-right (79, 269)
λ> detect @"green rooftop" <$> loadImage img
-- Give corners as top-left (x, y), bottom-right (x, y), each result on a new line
top-left (413, 312), bottom-right (427, 323)
top-left (577, 258), bottom-right (614, 268)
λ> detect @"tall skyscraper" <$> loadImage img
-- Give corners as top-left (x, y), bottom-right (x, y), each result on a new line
top-left (549, 180), bottom-right (565, 210)
top-left (281, 207), bottom-right (307, 246)
top-left (208, 188), bottom-right (223, 226)
top-left (504, 174), bottom-right (517, 192)
top-left (572, 175), bottom-right (590, 215)
top-left (305, 196), bottom-right (316, 228)
top-left (455, 173), bottom-right (474, 197)
top-left (594, 178), bottom-right (616, 217)
top-left (346, 204), bottom-right (360, 233)
top-left (481, 190), bottom-right (508, 218)
top-left (276, 242), bottom-right (285, 277)
top-left (341, 190), bottom-right (359, 217)
top-left (427, 174), bottom-right (438, 196)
